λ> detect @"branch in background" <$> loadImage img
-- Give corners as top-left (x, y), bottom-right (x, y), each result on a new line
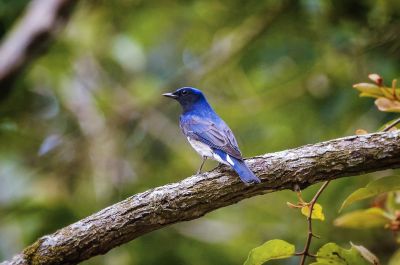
top-left (188, 1), bottom-right (288, 81)
top-left (164, 0), bottom-right (290, 89)
top-left (2, 131), bottom-right (400, 265)
top-left (0, 0), bottom-right (77, 99)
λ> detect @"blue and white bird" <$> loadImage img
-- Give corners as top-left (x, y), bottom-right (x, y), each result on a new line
top-left (163, 87), bottom-right (261, 184)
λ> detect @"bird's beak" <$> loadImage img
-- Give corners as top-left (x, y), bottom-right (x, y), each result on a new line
top-left (162, 92), bottom-right (178, 99)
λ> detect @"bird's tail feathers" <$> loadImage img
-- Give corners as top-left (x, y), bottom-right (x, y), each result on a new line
top-left (214, 149), bottom-right (261, 184)
top-left (231, 158), bottom-right (261, 184)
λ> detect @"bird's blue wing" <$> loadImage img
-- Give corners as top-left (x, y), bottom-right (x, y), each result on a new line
top-left (180, 115), bottom-right (242, 159)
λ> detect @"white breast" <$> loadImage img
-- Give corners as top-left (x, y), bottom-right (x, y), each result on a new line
top-left (187, 137), bottom-right (229, 165)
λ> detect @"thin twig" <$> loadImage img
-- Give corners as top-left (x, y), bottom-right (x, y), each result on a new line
top-left (297, 180), bottom-right (331, 265)
top-left (382, 117), bottom-right (400, 132)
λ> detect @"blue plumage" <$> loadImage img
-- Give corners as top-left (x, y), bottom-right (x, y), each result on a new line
top-left (163, 87), bottom-right (261, 184)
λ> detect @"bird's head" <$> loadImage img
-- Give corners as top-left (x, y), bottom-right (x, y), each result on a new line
top-left (163, 87), bottom-right (207, 111)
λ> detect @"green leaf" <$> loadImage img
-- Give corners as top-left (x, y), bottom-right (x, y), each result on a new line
top-left (244, 239), bottom-right (295, 265)
top-left (340, 175), bottom-right (400, 211)
top-left (334, 207), bottom-right (390, 229)
top-left (389, 249), bottom-right (400, 265)
top-left (301, 203), bottom-right (325, 221)
top-left (309, 242), bottom-right (380, 265)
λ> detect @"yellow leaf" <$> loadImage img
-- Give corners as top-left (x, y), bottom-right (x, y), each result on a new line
top-left (359, 92), bottom-right (382, 98)
top-left (353, 82), bottom-right (380, 90)
top-left (353, 83), bottom-right (382, 98)
top-left (301, 203), bottom-right (325, 221)
top-left (352, 81), bottom-right (400, 100)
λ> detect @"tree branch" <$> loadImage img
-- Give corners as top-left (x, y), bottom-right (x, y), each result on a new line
top-left (0, 0), bottom-right (77, 98)
top-left (3, 131), bottom-right (400, 265)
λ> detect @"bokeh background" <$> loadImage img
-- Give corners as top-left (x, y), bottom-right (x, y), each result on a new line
top-left (1, 0), bottom-right (400, 264)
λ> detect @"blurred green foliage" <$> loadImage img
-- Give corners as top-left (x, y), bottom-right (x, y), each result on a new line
top-left (1, 0), bottom-right (400, 264)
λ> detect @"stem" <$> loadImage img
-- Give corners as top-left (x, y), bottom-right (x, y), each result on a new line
top-left (298, 180), bottom-right (331, 265)
top-left (382, 117), bottom-right (400, 132)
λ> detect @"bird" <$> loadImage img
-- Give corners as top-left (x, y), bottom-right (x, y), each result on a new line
top-left (163, 87), bottom-right (261, 184)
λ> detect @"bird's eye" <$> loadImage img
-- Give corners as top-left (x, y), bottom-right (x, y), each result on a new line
top-left (181, 90), bottom-right (188, 95)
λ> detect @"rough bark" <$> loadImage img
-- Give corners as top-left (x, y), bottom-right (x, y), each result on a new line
top-left (0, 0), bottom-right (77, 98)
top-left (3, 131), bottom-right (400, 265)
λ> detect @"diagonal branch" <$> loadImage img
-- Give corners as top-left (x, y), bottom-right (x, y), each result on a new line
top-left (3, 131), bottom-right (400, 265)
top-left (0, 0), bottom-right (77, 98)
